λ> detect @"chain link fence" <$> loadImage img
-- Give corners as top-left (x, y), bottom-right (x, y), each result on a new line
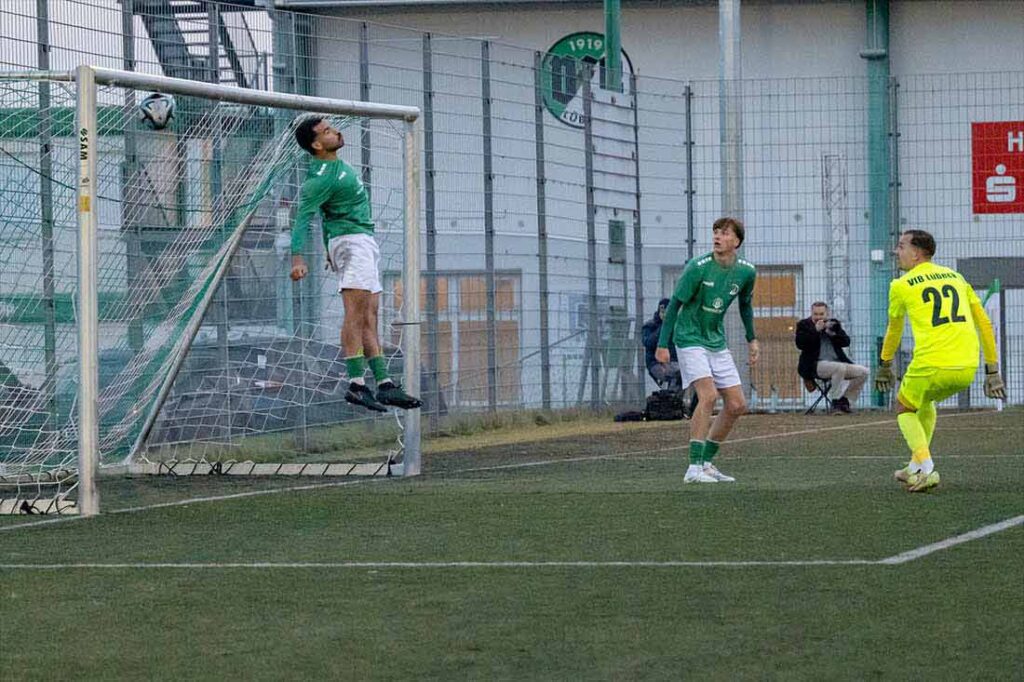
top-left (2, 0), bottom-right (1021, 459)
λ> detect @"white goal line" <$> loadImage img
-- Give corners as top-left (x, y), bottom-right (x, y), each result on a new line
top-left (1, 515), bottom-right (1020, 571)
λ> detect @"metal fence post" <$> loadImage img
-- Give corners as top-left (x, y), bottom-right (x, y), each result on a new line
top-left (582, 64), bottom-right (600, 409)
top-left (482, 40), bottom-right (497, 412)
top-left (423, 33), bottom-right (440, 428)
top-left (36, 0), bottom-right (58, 431)
top-left (120, 0), bottom-right (144, 360)
top-left (684, 84), bottom-right (695, 261)
top-left (209, 1), bottom-right (232, 444)
top-left (360, 22), bottom-right (372, 201)
top-left (534, 51), bottom-right (551, 411)
top-left (889, 75), bottom-right (903, 382)
top-left (630, 72), bottom-right (646, 403)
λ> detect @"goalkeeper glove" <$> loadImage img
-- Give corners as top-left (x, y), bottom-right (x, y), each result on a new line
top-left (984, 363), bottom-right (1006, 400)
top-left (874, 359), bottom-right (894, 393)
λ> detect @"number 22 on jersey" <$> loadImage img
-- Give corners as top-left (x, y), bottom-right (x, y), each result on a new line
top-left (921, 285), bottom-right (967, 327)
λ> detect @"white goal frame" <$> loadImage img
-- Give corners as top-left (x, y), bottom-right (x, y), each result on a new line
top-left (0, 65), bottom-right (423, 516)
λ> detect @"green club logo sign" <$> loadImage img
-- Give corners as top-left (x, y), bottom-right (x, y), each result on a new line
top-left (541, 31), bottom-right (634, 128)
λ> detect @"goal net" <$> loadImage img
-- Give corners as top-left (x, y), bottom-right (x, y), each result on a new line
top-left (0, 67), bottom-right (421, 515)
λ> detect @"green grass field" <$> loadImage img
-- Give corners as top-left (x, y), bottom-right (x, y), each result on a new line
top-left (2, 409), bottom-right (1022, 680)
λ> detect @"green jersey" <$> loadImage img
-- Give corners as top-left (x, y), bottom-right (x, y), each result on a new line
top-left (291, 158), bottom-right (374, 255)
top-left (657, 252), bottom-right (758, 351)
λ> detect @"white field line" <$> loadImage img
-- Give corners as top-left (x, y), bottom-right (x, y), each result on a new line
top-left (878, 515), bottom-right (1024, 565)
top-left (455, 410), bottom-right (999, 475)
top-left (932, 426), bottom-right (1022, 431)
top-left (0, 477), bottom-right (385, 533)
top-left (0, 559), bottom-right (877, 569)
top-left (2, 512), bottom-right (1022, 571)
top-left (454, 417), bottom-right (902, 475)
top-left (0, 410), bottom-right (1008, 534)
top-left (610, 453), bottom-right (1024, 463)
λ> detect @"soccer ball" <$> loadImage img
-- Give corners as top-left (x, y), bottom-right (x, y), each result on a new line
top-left (138, 93), bottom-right (175, 130)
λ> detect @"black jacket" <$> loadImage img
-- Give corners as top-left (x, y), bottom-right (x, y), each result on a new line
top-left (642, 298), bottom-right (678, 371)
top-left (794, 317), bottom-right (853, 380)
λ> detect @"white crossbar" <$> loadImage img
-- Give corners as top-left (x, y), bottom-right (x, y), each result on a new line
top-left (0, 67), bottom-right (420, 121)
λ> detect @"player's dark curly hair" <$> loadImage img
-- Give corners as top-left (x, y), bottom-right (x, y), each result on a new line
top-left (903, 229), bottom-right (936, 257)
top-left (712, 216), bottom-right (745, 245)
top-left (294, 116), bottom-right (324, 155)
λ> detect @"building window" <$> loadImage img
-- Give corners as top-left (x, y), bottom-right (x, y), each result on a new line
top-left (385, 271), bottom-right (522, 407)
top-left (751, 265), bottom-right (803, 400)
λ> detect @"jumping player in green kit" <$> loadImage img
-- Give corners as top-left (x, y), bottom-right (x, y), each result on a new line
top-left (290, 116), bottom-right (422, 413)
top-left (656, 217), bottom-right (759, 483)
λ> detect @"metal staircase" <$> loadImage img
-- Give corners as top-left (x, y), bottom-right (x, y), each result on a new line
top-left (132, 0), bottom-right (269, 89)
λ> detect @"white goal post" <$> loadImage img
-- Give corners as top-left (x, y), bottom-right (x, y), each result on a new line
top-left (0, 65), bottom-right (422, 516)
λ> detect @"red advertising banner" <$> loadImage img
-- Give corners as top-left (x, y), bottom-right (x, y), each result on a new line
top-left (972, 121), bottom-right (1024, 214)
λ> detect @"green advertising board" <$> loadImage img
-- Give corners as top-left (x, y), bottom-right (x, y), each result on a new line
top-left (540, 31), bottom-right (634, 128)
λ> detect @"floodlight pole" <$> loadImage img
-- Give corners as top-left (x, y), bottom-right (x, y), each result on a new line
top-left (76, 64), bottom-right (100, 517)
top-left (604, 0), bottom-right (622, 93)
top-left (718, 0), bottom-right (749, 398)
top-left (862, 0), bottom-right (893, 407)
top-left (719, 0), bottom-right (743, 221)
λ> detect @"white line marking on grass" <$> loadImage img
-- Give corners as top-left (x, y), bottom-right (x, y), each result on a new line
top-left (940, 426), bottom-right (1023, 431)
top-left (613, 453), bottom-right (1023, 463)
top-left (110, 475), bottom-right (385, 512)
top-left (0, 516), bottom-right (81, 532)
top-left (0, 477), bottom-right (385, 533)
top-left (3, 516), bottom-right (1020, 570)
top-left (0, 559), bottom-right (879, 570)
top-left (457, 410), bottom-right (1002, 475)
top-left (879, 514), bottom-right (1024, 565)
top-left (457, 417), bottom-right (902, 474)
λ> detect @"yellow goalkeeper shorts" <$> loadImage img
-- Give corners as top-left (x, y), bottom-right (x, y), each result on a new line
top-left (897, 364), bottom-right (977, 410)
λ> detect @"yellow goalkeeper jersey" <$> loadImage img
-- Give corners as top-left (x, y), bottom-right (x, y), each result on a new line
top-left (887, 262), bottom-right (981, 368)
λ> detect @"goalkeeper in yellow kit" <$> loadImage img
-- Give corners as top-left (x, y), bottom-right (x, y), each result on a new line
top-left (874, 230), bottom-right (1006, 492)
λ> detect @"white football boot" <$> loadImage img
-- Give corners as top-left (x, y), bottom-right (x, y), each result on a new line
top-left (702, 462), bottom-right (736, 482)
top-left (684, 464), bottom-right (718, 483)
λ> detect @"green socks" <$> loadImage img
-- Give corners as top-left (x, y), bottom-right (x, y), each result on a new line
top-left (689, 440), bottom-right (704, 466)
top-left (367, 355), bottom-right (391, 385)
top-left (344, 354), bottom-right (366, 383)
top-left (346, 354), bottom-right (392, 386)
top-left (689, 440), bottom-right (721, 465)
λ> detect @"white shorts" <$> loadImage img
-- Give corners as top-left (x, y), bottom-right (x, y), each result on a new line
top-left (676, 346), bottom-right (742, 390)
top-left (327, 233), bottom-right (382, 294)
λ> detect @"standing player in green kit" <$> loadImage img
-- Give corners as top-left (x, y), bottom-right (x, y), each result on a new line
top-left (656, 217), bottom-right (759, 483)
top-left (290, 116), bottom-right (421, 413)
